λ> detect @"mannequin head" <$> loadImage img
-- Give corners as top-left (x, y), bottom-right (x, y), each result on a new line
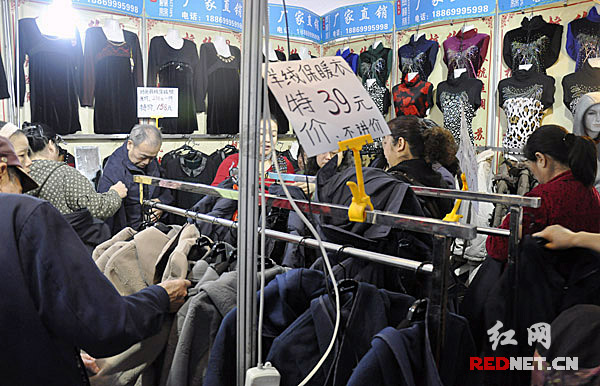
top-left (24, 123), bottom-right (61, 162)
top-left (583, 103), bottom-right (600, 140)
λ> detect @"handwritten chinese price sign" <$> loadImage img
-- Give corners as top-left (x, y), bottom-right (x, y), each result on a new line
top-left (267, 57), bottom-right (390, 157)
top-left (137, 87), bottom-right (178, 118)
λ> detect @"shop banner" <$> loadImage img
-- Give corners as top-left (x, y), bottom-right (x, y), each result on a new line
top-left (137, 87), bottom-right (178, 118)
top-left (498, 0), bottom-right (557, 13)
top-left (395, 0), bottom-right (495, 29)
top-left (36, 0), bottom-right (142, 16)
top-left (145, 0), bottom-right (244, 32)
top-left (266, 57), bottom-right (390, 157)
top-left (268, 4), bottom-right (322, 43)
top-left (322, 1), bottom-right (394, 42)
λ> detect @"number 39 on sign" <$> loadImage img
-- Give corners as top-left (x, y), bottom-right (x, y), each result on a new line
top-left (266, 57), bottom-right (390, 157)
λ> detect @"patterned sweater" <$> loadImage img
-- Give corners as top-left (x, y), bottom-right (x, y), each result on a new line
top-left (28, 159), bottom-right (122, 220)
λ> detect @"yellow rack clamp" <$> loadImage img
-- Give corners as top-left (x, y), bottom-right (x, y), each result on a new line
top-left (443, 173), bottom-right (468, 223)
top-left (338, 134), bottom-right (374, 222)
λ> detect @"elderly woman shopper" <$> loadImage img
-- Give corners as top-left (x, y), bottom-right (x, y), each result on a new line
top-left (0, 121), bottom-right (32, 172)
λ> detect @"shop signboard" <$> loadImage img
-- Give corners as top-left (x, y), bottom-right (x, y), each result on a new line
top-left (395, 0), bottom-right (495, 29)
top-left (322, 1), bottom-right (393, 42)
top-left (266, 57), bottom-right (390, 157)
top-left (146, 0), bottom-right (244, 32)
top-left (268, 4), bottom-right (322, 43)
top-left (137, 87), bottom-right (178, 118)
top-left (498, 0), bottom-right (556, 13)
top-left (36, 0), bottom-right (142, 16)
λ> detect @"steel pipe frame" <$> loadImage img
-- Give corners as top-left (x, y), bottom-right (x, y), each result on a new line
top-left (133, 175), bottom-right (478, 240)
top-left (144, 200), bottom-right (435, 274)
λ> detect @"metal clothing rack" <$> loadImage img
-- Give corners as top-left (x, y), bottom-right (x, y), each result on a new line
top-left (140, 198), bottom-right (457, 369)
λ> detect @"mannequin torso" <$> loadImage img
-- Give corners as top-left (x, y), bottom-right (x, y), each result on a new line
top-left (413, 32), bottom-right (426, 41)
top-left (373, 40), bottom-right (382, 49)
top-left (102, 19), bottom-right (124, 42)
top-left (461, 24), bottom-right (475, 33)
top-left (265, 42), bottom-right (279, 61)
top-left (298, 46), bottom-right (311, 60)
top-left (164, 29), bottom-right (184, 50)
top-left (213, 35), bottom-right (232, 58)
top-left (36, 10), bottom-right (76, 39)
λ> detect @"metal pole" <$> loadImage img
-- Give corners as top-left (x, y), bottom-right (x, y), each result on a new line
top-left (143, 200), bottom-right (436, 273)
top-left (486, 1), bottom-right (501, 169)
top-left (1, 0), bottom-right (15, 122)
top-left (507, 205), bottom-right (522, 263)
top-left (14, 0), bottom-right (19, 127)
top-left (237, 0), bottom-right (265, 382)
top-left (429, 235), bottom-right (449, 367)
top-left (141, 3), bottom-right (148, 87)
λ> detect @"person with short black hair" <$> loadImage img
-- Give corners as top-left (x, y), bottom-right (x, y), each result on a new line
top-left (486, 124), bottom-right (600, 261)
top-left (382, 116), bottom-right (457, 219)
top-left (98, 124), bottom-right (172, 233)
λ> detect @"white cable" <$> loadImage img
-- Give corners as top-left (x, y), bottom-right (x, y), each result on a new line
top-left (260, 3), bottom-right (341, 384)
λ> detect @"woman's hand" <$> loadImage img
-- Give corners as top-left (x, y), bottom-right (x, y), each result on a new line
top-left (533, 225), bottom-right (576, 250)
top-left (290, 181), bottom-right (315, 196)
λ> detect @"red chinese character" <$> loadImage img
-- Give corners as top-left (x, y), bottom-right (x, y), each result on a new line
top-left (474, 127), bottom-right (484, 141)
top-left (481, 99), bottom-right (486, 110)
top-left (548, 16), bottom-right (561, 24)
top-left (430, 33), bottom-right (439, 42)
top-left (184, 32), bottom-right (195, 42)
top-left (477, 67), bottom-right (487, 78)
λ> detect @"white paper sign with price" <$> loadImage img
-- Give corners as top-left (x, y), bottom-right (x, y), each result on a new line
top-left (266, 57), bottom-right (390, 157)
top-left (137, 87), bottom-right (178, 118)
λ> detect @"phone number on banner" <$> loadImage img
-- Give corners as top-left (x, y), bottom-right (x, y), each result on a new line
top-left (345, 23), bottom-right (390, 34)
top-left (205, 15), bottom-right (243, 30)
top-left (77, 0), bottom-right (140, 15)
top-left (431, 5), bottom-right (489, 18)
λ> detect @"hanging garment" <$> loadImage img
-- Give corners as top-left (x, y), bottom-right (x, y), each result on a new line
top-left (211, 152), bottom-right (293, 187)
top-left (483, 236), bottom-right (600, 386)
top-left (17, 18), bottom-right (83, 134)
top-left (161, 148), bottom-right (223, 220)
top-left (265, 52), bottom-right (290, 134)
top-left (358, 43), bottom-right (393, 86)
top-left (266, 282), bottom-right (415, 386)
top-left (347, 312), bottom-right (480, 386)
top-left (398, 34), bottom-right (439, 82)
top-left (502, 16), bottom-right (562, 73)
top-left (336, 48), bottom-right (359, 74)
top-left (392, 73), bottom-right (434, 117)
top-left (364, 80), bottom-right (391, 116)
top-left (0, 52), bottom-right (9, 99)
top-left (198, 42), bottom-right (241, 134)
top-left (567, 7), bottom-right (600, 71)
top-left (0, 195), bottom-right (170, 386)
top-left (148, 37), bottom-right (201, 134)
top-left (562, 60), bottom-right (600, 115)
top-left (82, 27), bottom-right (143, 134)
top-left (204, 269), bottom-right (327, 386)
top-left (289, 53), bottom-right (316, 60)
top-left (498, 68), bottom-right (555, 151)
top-left (443, 29), bottom-right (490, 79)
top-left (436, 72), bottom-right (483, 145)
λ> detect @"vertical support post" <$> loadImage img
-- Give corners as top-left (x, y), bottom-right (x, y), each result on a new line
top-left (1, 0), bottom-right (16, 123)
top-left (507, 206), bottom-right (522, 263)
top-left (428, 235), bottom-right (449, 368)
top-left (14, 0), bottom-right (20, 127)
top-left (486, 3), bottom-right (501, 168)
top-left (141, 6), bottom-right (148, 87)
top-left (237, 0), bottom-right (265, 382)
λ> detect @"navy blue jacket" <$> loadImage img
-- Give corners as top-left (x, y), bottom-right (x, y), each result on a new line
top-left (265, 282), bottom-right (415, 386)
top-left (0, 194), bottom-right (170, 385)
top-left (98, 142), bottom-right (172, 233)
top-left (347, 313), bottom-right (480, 386)
top-left (204, 269), bottom-right (328, 386)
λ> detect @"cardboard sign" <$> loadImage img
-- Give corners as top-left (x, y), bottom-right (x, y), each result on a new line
top-left (74, 146), bottom-right (102, 182)
top-left (137, 87), bottom-right (178, 118)
top-left (267, 57), bottom-right (390, 157)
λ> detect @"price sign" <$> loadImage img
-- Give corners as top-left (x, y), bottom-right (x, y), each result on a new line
top-left (395, 0), bottom-right (494, 29)
top-left (267, 57), bottom-right (390, 157)
top-left (137, 87), bottom-right (178, 118)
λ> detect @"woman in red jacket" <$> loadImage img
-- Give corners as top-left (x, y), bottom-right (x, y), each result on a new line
top-left (486, 125), bottom-right (600, 261)
top-left (211, 120), bottom-right (294, 187)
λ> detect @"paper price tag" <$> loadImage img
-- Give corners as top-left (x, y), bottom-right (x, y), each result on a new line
top-left (137, 87), bottom-right (179, 118)
top-left (267, 57), bottom-right (390, 157)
